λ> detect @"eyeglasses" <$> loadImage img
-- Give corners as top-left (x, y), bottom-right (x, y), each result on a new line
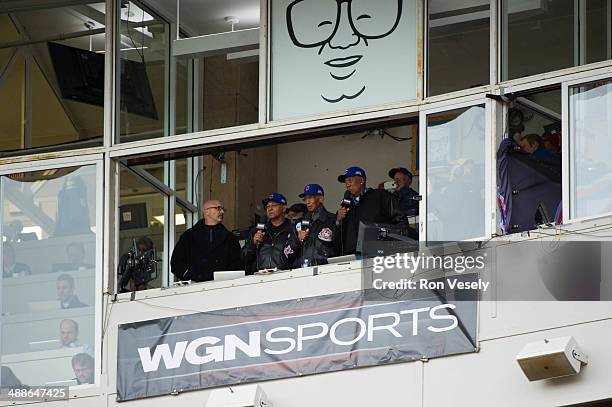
top-left (205, 206), bottom-right (225, 211)
top-left (286, 0), bottom-right (403, 49)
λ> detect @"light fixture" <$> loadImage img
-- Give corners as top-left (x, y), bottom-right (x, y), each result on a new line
top-left (225, 16), bottom-right (240, 32)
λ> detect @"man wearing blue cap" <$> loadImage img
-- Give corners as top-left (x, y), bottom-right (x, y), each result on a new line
top-left (385, 167), bottom-right (420, 216)
top-left (283, 184), bottom-right (337, 268)
top-left (241, 193), bottom-right (296, 273)
top-left (336, 166), bottom-right (405, 255)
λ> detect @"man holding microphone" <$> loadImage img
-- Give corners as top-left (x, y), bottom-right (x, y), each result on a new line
top-left (284, 184), bottom-right (337, 268)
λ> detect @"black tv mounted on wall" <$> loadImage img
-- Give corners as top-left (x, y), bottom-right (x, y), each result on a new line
top-left (47, 42), bottom-right (158, 120)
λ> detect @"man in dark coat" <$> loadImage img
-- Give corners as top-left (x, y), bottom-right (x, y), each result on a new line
top-left (56, 274), bottom-right (87, 309)
top-left (241, 193), bottom-right (295, 273)
top-left (171, 200), bottom-right (243, 282)
top-left (284, 184), bottom-right (336, 268)
top-left (336, 166), bottom-right (410, 255)
top-left (386, 167), bottom-right (420, 216)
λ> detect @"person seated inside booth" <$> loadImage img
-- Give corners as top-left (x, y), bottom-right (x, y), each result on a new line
top-left (518, 134), bottom-right (556, 160)
top-left (52, 242), bottom-right (94, 272)
top-left (56, 274), bottom-right (87, 309)
top-left (71, 353), bottom-right (94, 385)
top-left (2, 243), bottom-right (31, 278)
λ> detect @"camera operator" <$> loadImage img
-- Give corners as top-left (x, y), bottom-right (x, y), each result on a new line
top-left (241, 193), bottom-right (295, 273)
top-left (171, 200), bottom-right (243, 282)
top-left (336, 166), bottom-right (412, 255)
top-left (117, 236), bottom-right (156, 292)
top-left (284, 184), bottom-right (336, 268)
top-left (381, 167), bottom-right (420, 216)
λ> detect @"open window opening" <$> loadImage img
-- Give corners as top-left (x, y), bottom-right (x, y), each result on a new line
top-left (496, 87), bottom-right (562, 235)
top-left (117, 118), bottom-right (421, 292)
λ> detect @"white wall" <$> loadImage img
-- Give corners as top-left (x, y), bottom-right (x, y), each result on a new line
top-left (277, 126), bottom-right (418, 207)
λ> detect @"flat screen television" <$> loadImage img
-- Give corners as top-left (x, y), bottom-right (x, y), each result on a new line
top-left (47, 42), bottom-right (158, 120)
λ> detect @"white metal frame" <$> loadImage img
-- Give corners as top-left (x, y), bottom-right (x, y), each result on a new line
top-left (562, 71), bottom-right (612, 225)
top-left (0, 155), bottom-right (104, 394)
top-left (418, 96), bottom-right (492, 242)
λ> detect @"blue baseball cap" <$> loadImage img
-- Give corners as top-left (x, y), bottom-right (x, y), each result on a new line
top-left (388, 167), bottom-right (413, 179)
top-left (338, 166), bottom-right (367, 183)
top-left (262, 192), bottom-right (287, 207)
top-left (299, 183), bottom-right (325, 198)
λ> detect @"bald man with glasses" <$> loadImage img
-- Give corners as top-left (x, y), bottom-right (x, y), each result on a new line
top-left (171, 200), bottom-right (243, 282)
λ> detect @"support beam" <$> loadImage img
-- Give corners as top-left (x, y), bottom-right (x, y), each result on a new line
top-left (120, 162), bottom-right (198, 213)
top-left (173, 28), bottom-right (260, 59)
top-left (516, 96), bottom-right (561, 122)
top-left (0, 0), bottom-right (93, 14)
top-left (9, 14), bottom-right (84, 137)
top-left (3, 182), bottom-right (56, 235)
top-left (0, 48), bottom-right (20, 88)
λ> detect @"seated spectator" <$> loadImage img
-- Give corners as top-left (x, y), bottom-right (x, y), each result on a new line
top-left (52, 242), bottom-right (94, 272)
top-left (542, 131), bottom-right (561, 154)
top-left (56, 274), bottom-right (87, 309)
top-left (2, 243), bottom-right (31, 278)
top-left (59, 319), bottom-right (94, 356)
top-left (518, 134), bottom-right (556, 160)
top-left (71, 353), bottom-right (94, 385)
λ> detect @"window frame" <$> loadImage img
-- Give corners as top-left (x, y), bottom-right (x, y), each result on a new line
top-left (0, 154), bottom-right (104, 392)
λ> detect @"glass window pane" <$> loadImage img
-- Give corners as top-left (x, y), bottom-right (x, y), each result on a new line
top-left (585, 0), bottom-right (611, 64)
top-left (118, 1), bottom-right (168, 143)
top-left (0, 5), bottom-right (105, 156)
top-left (1, 165), bottom-right (97, 387)
top-left (271, 0), bottom-right (417, 120)
top-left (199, 54), bottom-right (259, 130)
top-left (503, 0), bottom-right (574, 80)
top-left (427, 0), bottom-right (490, 96)
top-left (427, 106), bottom-right (486, 240)
top-left (570, 79), bottom-right (612, 219)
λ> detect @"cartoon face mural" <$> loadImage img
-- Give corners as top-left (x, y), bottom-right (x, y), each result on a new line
top-left (272, 0), bottom-right (416, 120)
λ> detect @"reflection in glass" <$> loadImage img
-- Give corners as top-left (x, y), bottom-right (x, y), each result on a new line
top-left (0, 165), bottom-right (97, 387)
top-left (0, 4), bottom-right (105, 155)
top-left (118, 1), bottom-right (168, 142)
top-left (427, 106), bottom-right (486, 241)
top-left (570, 80), bottom-right (612, 219)
top-left (427, 0), bottom-right (489, 96)
top-left (503, 0), bottom-right (574, 80)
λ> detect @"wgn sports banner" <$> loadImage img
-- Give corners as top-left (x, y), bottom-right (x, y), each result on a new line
top-left (117, 279), bottom-right (478, 401)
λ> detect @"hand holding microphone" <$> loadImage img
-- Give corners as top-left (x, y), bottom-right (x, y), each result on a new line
top-left (253, 223), bottom-right (266, 245)
top-left (298, 220), bottom-right (310, 242)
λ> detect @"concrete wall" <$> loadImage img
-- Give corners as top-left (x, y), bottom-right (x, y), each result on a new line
top-left (278, 125), bottom-right (418, 207)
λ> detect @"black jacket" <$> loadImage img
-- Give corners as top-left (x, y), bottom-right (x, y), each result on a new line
top-left (337, 188), bottom-right (405, 255)
top-left (395, 186), bottom-right (420, 216)
top-left (171, 221), bottom-right (243, 282)
top-left (285, 205), bottom-right (337, 267)
top-left (241, 219), bottom-right (295, 273)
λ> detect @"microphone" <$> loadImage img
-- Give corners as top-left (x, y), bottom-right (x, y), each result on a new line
top-left (256, 223), bottom-right (266, 231)
top-left (341, 190), bottom-right (353, 208)
top-left (300, 220), bottom-right (311, 232)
